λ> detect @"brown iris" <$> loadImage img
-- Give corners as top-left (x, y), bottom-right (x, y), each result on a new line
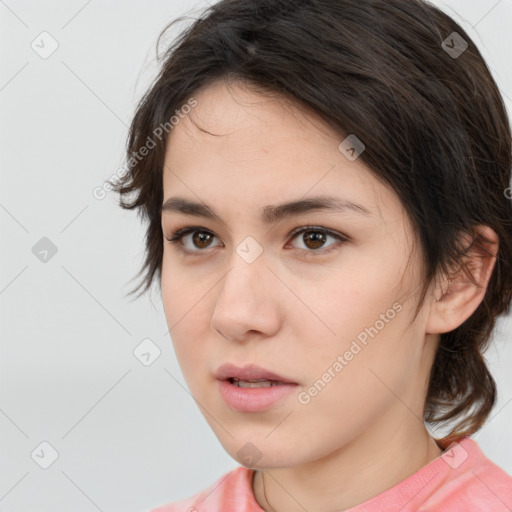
top-left (302, 230), bottom-right (326, 250)
top-left (192, 231), bottom-right (213, 249)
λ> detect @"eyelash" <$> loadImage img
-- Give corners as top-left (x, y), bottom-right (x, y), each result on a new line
top-left (164, 225), bottom-right (348, 257)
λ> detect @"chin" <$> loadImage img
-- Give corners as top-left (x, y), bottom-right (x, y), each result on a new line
top-left (214, 433), bottom-right (310, 470)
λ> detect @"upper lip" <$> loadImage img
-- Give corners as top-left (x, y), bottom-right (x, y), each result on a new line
top-left (215, 363), bottom-right (297, 384)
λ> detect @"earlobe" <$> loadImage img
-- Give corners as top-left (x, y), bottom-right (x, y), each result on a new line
top-left (426, 225), bottom-right (499, 335)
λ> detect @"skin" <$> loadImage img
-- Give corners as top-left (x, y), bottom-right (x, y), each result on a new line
top-left (160, 79), bottom-right (498, 511)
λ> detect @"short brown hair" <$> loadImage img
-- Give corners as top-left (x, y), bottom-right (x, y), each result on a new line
top-left (109, 0), bottom-right (512, 446)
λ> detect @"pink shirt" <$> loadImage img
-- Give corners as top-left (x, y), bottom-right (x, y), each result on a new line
top-left (150, 437), bottom-right (512, 511)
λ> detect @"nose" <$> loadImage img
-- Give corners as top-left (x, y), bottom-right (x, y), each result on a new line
top-left (210, 248), bottom-right (281, 343)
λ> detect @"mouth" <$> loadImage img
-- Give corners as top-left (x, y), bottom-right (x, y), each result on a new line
top-left (216, 363), bottom-right (299, 412)
top-left (228, 377), bottom-right (288, 388)
top-left (215, 362), bottom-right (298, 384)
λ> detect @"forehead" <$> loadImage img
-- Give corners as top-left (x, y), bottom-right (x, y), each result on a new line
top-left (168, 82), bottom-right (337, 165)
top-left (161, 80), bottom-right (401, 225)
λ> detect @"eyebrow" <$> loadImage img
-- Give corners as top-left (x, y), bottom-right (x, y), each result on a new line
top-left (161, 195), bottom-right (372, 224)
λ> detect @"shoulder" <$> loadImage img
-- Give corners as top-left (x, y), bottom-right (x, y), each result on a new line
top-left (422, 437), bottom-right (512, 511)
top-left (147, 466), bottom-right (261, 512)
top-left (347, 437), bottom-right (512, 512)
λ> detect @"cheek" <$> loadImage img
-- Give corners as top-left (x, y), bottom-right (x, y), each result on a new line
top-left (161, 256), bottom-right (204, 328)
top-left (161, 264), bottom-right (203, 370)
top-left (292, 270), bottom-right (415, 401)
top-left (295, 313), bottom-right (415, 433)
top-left (300, 263), bottom-right (404, 349)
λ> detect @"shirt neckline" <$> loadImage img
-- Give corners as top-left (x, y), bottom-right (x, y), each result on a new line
top-left (244, 437), bottom-right (476, 511)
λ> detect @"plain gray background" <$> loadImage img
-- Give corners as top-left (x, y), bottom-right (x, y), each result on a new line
top-left (1, 1), bottom-right (511, 511)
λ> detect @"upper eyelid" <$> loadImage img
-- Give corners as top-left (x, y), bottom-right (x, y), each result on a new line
top-left (166, 225), bottom-right (343, 238)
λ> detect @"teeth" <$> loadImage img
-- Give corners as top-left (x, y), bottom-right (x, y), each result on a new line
top-left (231, 378), bottom-right (280, 388)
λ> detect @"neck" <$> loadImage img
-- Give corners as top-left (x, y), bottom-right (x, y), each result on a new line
top-left (253, 424), bottom-right (443, 512)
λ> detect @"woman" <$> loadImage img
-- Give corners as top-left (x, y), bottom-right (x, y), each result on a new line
top-left (110, 0), bottom-right (512, 510)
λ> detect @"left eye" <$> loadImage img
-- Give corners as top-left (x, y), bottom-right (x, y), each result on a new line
top-left (165, 226), bottom-right (347, 255)
top-left (287, 227), bottom-right (347, 254)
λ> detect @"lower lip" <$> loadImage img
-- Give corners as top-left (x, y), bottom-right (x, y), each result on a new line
top-left (217, 379), bottom-right (298, 412)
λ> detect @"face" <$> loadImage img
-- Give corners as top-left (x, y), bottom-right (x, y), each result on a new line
top-left (160, 79), bottom-right (438, 469)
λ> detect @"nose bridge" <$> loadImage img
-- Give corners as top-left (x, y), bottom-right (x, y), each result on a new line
top-left (222, 235), bottom-right (268, 303)
top-left (211, 235), bottom-right (278, 339)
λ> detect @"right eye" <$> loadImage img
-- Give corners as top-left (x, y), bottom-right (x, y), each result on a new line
top-left (165, 226), bottom-right (222, 253)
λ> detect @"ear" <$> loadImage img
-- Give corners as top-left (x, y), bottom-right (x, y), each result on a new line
top-left (426, 225), bottom-right (499, 335)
